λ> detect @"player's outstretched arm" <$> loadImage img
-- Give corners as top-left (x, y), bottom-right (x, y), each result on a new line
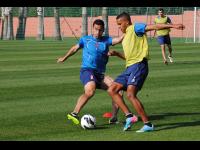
top-left (57, 44), bottom-right (80, 63)
top-left (108, 50), bottom-right (125, 60)
top-left (145, 24), bottom-right (185, 32)
top-left (112, 33), bottom-right (125, 46)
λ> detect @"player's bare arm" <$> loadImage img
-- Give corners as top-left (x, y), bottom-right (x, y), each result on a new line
top-left (108, 50), bottom-right (125, 60)
top-left (57, 44), bottom-right (80, 63)
top-left (145, 24), bottom-right (185, 32)
top-left (112, 33), bottom-right (125, 45)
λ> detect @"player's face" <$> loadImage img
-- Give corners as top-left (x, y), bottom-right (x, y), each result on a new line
top-left (93, 24), bottom-right (104, 39)
top-left (116, 18), bottom-right (129, 33)
top-left (158, 11), bottom-right (164, 17)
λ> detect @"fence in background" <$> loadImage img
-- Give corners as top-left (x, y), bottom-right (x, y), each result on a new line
top-left (1, 7), bottom-right (200, 42)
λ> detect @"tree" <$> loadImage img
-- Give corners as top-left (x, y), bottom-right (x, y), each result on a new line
top-left (54, 7), bottom-right (62, 40)
top-left (1, 7), bottom-right (5, 40)
top-left (1, 7), bottom-right (14, 40)
top-left (37, 7), bottom-right (45, 40)
top-left (102, 7), bottom-right (109, 36)
top-left (81, 7), bottom-right (88, 36)
top-left (7, 7), bottom-right (14, 40)
top-left (16, 7), bottom-right (28, 40)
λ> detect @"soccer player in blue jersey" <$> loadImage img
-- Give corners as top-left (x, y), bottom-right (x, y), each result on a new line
top-left (57, 19), bottom-right (126, 125)
top-left (108, 12), bottom-right (185, 132)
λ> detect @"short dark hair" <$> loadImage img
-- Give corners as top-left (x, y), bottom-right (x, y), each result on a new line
top-left (93, 19), bottom-right (104, 28)
top-left (158, 8), bottom-right (164, 12)
top-left (116, 12), bottom-right (131, 24)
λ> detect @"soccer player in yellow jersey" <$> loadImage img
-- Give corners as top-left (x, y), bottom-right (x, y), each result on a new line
top-left (154, 8), bottom-right (173, 65)
top-left (108, 12), bottom-right (185, 132)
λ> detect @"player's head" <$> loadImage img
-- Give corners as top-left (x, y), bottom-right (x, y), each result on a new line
top-left (92, 19), bottom-right (105, 39)
top-left (158, 8), bottom-right (164, 17)
top-left (116, 12), bottom-right (132, 33)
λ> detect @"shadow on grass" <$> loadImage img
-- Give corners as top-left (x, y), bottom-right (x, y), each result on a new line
top-left (93, 126), bottom-right (110, 130)
top-left (148, 112), bottom-right (200, 131)
top-left (175, 61), bottom-right (200, 65)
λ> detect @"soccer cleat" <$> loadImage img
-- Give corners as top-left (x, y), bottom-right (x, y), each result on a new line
top-left (109, 117), bottom-right (119, 124)
top-left (168, 55), bottom-right (173, 63)
top-left (123, 115), bottom-right (138, 131)
top-left (136, 124), bottom-right (154, 133)
top-left (67, 113), bottom-right (80, 125)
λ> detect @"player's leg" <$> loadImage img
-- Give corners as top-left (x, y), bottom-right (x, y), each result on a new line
top-left (126, 85), bottom-right (149, 123)
top-left (127, 86), bottom-right (154, 133)
top-left (101, 75), bottom-right (121, 124)
top-left (67, 69), bottom-right (97, 125)
top-left (73, 81), bottom-right (96, 113)
top-left (108, 82), bottom-right (131, 116)
top-left (166, 35), bottom-right (173, 63)
top-left (67, 81), bottom-right (96, 125)
top-left (157, 36), bottom-right (168, 65)
top-left (108, 75), bottom-right (138, 131)
top-left (126, 59), bottom-right (154, 132)
top-left (161, 44), bottom-right (168, 65)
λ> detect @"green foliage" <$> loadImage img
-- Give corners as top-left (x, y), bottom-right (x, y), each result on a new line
top-left (9, 7), bottom-right (197, 17)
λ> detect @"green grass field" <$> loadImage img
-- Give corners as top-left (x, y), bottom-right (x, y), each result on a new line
top-left (0, 38), bottom-right (200, 141)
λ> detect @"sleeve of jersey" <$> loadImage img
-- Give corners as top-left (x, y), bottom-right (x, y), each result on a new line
top-left (78, 37), bottom-right (84, 48)
top-left (108, 37), bottom-right (113, 46)
top-left (167, 17), bottom-right (172, 23)
top-left (134, 23), bottom-right (147, 37)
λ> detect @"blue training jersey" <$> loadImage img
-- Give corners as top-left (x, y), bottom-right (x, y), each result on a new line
top-left (78, 35), bottom-right (113, 74)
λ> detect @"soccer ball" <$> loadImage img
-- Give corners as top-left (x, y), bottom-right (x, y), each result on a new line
top-left (81, 114), bottom-right (96, 129)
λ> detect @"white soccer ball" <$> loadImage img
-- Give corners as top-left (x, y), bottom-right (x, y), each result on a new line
top-left (81, 114), bottom-right (96, 129)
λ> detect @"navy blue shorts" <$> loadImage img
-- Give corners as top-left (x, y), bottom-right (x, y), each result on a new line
top-left (80, 68), bottom-right (104, 89)
top-left (114, 59), bottom-right (148, 91)
top-left (157, 34), bottom-right (171, 45)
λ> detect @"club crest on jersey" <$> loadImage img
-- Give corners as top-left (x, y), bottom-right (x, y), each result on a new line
top-left (131, 76), bottom-right (136, 83)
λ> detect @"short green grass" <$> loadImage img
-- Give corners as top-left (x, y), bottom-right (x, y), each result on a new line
top-left (0, 38), bottom-right (200, 141)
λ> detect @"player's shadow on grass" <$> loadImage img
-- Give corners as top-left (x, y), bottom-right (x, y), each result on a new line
top-left (94, 126), bottom-right (110, 130)
top-left (176, 61), bottom-right (200, 65)
top-left (155, 120), bottom-right (200, 131)
top-left (148, 112), bottom-right (200, 131)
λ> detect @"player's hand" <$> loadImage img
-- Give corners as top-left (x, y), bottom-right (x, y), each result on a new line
top-left (57, 57), bottom-right (65, 63)
top-left (108, 50), bottom-right (116, 56)
top-left (175, 24), bottom-right (185, 30)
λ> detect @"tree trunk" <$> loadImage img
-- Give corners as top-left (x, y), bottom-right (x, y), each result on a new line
top-left (16, 7), bottom-right (28, 40)
top-left (1, 7), bottom-right (8, 40)
top-left (54, 7), bottom-right (62, 40)
top-left (1, 8), bottom-right (4, 40)
top-left (0, 18), bottom-right (3, 40)
top-left (2, 16), bottom-right (8, 40)
top-left (102, 7), bottom-right (109, 36)
top-left (81, 7), bottom-right (88, 36)
top-left (7, 7), bottom-right (14, 40)
top-left (37, 7), bottom-right (45, 40)
top-left (23, 7), bottom-right (28, 38)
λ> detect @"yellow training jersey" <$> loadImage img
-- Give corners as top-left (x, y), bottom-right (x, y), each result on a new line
top-left (154, 16), bottom-right (171, 36)
top-left (122, 24), bottom-right (149, 68)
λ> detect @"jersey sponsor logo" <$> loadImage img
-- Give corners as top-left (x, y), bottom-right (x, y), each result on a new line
top-left (86, 40), bottom-right (106, 52)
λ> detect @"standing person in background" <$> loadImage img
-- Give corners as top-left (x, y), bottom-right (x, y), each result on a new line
top-left (154, 8), bottom-right (174, 65)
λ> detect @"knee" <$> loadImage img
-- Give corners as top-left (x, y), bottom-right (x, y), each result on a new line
top-left (85, 90), bottom-right (95, 98)
top-left (107, 86), bottom-right (116, 96)
top-left (126, 93), bottom-right (136, 101)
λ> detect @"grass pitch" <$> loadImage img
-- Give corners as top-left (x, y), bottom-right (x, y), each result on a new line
top-left (0, 38), bottom-right (200, 141)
